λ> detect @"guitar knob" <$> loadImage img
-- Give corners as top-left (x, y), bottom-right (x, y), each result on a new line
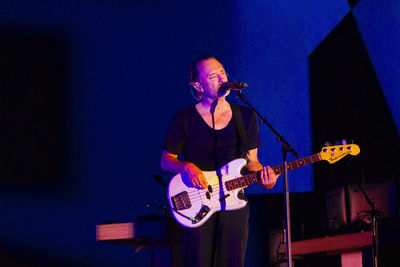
top-left (334, 140), bottom-right (340, 145)
top-left (324, 141), bottom-right (332, 147)
top-left (342, 139), bottom-right (347, 145)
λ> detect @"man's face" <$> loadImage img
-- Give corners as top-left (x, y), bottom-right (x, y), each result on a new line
top-left (196, 58), bottom-right (228, 100)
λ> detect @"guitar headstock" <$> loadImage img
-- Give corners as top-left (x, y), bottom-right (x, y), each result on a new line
top-left (320, 144), bottom-right (360, 164)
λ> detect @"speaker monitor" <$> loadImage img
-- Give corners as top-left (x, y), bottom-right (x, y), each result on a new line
top-left (348, 179), bottom-right (397, 225)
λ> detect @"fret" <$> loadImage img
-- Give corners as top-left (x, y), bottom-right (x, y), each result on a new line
top-left (244, 175), bottom-right (250, 184)
top-left (294, 160), bottom-right (299, 168)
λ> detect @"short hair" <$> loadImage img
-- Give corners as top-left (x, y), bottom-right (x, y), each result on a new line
top-left (189, 55), bottom-right (215, 84)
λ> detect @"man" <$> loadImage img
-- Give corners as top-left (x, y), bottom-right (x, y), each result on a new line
top-left (161, 55), bottom-right (279, 267)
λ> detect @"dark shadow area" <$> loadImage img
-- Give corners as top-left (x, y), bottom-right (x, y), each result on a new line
top-left (348, 0), bottom-right (362, 9)
top-left (309, 12), bottom-right (400, 193)
top-left (247, 192), bottom-right (330, 267)
top-left (0, 241), bottom-right (92, 267)
top-left (248, 191), bottom-right (400, 266)
top-left (0, 26), bottom-right (71, 191)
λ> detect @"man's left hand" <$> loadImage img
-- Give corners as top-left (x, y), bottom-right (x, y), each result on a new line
top-left (246, 161), bottom-right (279, 189)
top-left (259, 165), bottom-right (279, 189)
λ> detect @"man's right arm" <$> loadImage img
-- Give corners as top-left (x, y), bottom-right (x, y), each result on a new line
top-left (160, 150), bottom-right (207, 189)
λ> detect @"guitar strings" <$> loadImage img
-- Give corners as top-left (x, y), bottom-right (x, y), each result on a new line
top-left (184, 151), bottom-right (339, 201)
top-left (175, 183), bottom-right (228, 201)
top-left (176, 181), bottom-right (245, 202)
top-left (176, 173), bottom-right (258, 201)
top-left (174, 147), bottom-right (357, 217)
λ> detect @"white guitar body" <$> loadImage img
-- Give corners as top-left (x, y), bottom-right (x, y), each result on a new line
top-left (168, 158), bottom-right (248, 228)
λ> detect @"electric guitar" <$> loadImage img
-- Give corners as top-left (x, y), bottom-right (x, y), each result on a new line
top-left (168, 144), bottom-right (360, 228)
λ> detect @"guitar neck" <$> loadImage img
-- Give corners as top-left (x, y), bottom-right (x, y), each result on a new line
top-left (225, 153), bottom-right (322, 191)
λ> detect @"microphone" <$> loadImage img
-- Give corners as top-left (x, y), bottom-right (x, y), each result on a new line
top-left (218, 82), bottom-right (248, 94)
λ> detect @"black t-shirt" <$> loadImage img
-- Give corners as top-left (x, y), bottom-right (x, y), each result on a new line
top-left (163, 103), bottom-right (261, 171)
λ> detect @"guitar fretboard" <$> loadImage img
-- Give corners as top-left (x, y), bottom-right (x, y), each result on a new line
top-left (225, 153), bottom-right (321, 191)
top-left (272, 153), bottom-right (321, 175)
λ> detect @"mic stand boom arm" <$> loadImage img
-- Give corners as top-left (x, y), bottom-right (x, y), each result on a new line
top-left (237, 91), bottom-right (299, 267)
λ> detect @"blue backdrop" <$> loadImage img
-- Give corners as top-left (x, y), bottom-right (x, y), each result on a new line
top-left (0, 0), bottom-right (398, 265)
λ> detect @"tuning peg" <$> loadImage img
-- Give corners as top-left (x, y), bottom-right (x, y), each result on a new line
top-left (324, 141), bottom-right (332, 147)
top-left (342, 139), bottom-right (347, 145)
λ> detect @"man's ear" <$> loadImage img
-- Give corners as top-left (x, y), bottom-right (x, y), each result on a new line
top-left (192, 82), bottom-right (203, 93)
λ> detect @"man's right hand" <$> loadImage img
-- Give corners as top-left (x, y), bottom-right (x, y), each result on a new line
top-left (184, 162), bottom-right (208, 189)
top-left (160, 150), bottom-right (208, 189)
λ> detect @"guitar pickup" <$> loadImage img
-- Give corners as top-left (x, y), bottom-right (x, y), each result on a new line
top-left (171, 191), bottom-right (191, 211)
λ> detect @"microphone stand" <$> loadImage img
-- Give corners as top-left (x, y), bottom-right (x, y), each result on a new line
top-left (356, 182), bottom-right (380, 267)
top-left (236, 91), bottom-right (299, 267)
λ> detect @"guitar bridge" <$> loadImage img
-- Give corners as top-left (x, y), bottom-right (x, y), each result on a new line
top-left (171, 191), bottom-right (191, 211)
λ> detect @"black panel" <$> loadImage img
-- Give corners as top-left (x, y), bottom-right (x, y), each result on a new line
top-left (0, 28), bottom-right (68, 188)
top-left (309, 13), bottom-right (400, 192)
top-left (348, 0), bottom-right (361, 9)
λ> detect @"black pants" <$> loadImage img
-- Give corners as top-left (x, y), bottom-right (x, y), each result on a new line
top-left (180, 204), bottom-right (250, 267)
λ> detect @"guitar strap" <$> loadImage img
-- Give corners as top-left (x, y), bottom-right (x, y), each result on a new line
top-left (231, 104), bottom-right (249, 158)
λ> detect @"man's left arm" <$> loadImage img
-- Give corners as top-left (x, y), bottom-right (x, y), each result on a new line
top-left (245, 148), bottom-right (279, 189)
